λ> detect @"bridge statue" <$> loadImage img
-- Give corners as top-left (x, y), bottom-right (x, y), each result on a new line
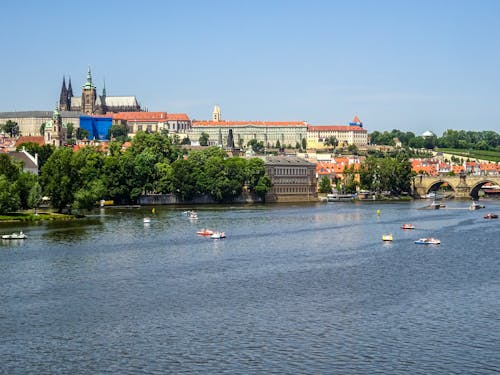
top-left (413, 173), bottom-right (500, 199)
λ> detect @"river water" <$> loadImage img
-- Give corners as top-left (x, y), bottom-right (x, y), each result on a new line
top-left (1, 200), bottom-right (499, 374)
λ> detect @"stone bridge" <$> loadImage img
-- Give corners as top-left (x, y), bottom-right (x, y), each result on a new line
top-left (413, 174), bottom-right (500, 199)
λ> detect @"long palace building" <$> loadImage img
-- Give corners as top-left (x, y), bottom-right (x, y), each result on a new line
top-left (190, 106), bottom-right (368, 149)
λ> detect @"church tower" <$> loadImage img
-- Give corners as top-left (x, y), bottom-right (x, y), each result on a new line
top-left (59, 76), bottom-right (68, 111)
top-left (212, 105), bottom-right (221, 122)
top-left (81, 66), bottom-right (97, 115)
top-left (44, 104), bottom-right (67, 147)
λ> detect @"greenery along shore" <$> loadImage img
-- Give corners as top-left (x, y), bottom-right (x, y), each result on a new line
top-left (1, 127), bottom-right (499, 218)
top-left (0, 132), bottom-right (272, 215)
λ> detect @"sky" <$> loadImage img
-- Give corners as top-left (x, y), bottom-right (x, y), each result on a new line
top-left (2, 0), bottom-right (500, 136)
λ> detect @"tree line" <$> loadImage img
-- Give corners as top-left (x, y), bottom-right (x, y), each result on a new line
top-left (318, 152), bottom-right (414, 196)
top-left (0, 132), bottom-right (272, 214)
top-left (369, 129), bottom-right (500, 151)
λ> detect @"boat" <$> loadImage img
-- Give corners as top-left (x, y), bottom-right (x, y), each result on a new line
top-left (401, 224), bottom-right (415, 230)
top-left (483, 213), bottom-right (498, 219)
top-left (196, 228), bottom-right (214, 236)
top-left (143, 217), bottom-right (151, 223)
top-left (382, 234), bottom-right (393, 241)
top-left (414, 238), bottom-right (441, 245)
top-left (1, 231), bottom-right (28, 240)
top-left (210, 231), bottom-right (226, 239)
top-left (327, 193), bottom-right (355, 202)
top-left (469, 201), bottom-right (485, 210)
top-left (188, 212), bottom-right (198, 219)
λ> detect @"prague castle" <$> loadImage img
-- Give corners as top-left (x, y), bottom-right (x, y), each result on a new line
top-left (59, 67), bottom-right (141, 114)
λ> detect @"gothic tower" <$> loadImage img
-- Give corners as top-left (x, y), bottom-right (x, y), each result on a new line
top-left (81, 66), bottom-right (97, 115)
top-left (59, 76), bottom-right (68, 111)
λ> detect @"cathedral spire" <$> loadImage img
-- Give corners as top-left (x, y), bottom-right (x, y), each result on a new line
top-left (83, 65), bottom-right (95, 89)
top-left (67, 77), bottom-right (73, 97)
top-left (102, 77), bottom-right (106, 97)
top-left (59, 76), bottom-right (67, 109)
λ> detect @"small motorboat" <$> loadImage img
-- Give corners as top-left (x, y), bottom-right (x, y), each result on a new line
top-left (196, 228), bottom-right (214, 236)
top-left (382, 234), bottom-right (393, 241)
top-left (469, 201), bottom-right (485, 210)
top-left (483, 213), bottom-right (498, 219)
top-left (210, 231), bottom-right (226, 239)
top-left (143, 217), bottom-right (151, 223)
top-left (401, 224), bottom-right (415, 230)
top-left (414, 238), bottom-right (440, 245)
top-left (2, 231), bottom-right (28, 240)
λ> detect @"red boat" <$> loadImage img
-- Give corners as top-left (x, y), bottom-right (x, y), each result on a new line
top-left (196, 228), bottom-right (214, 236)
top-left (483, 213), bottom-right (498, 219)
top-left (401, 224), bottom-right (415, 230)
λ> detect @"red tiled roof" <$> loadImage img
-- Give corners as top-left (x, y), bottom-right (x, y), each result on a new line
top-left (113, 112), bottom-right (168, 121)
top-left (192, 120), bottom-right (307, 127)
top-left (166, 113), bottom-right (190, 121)
top-left (16, 136), bottom-right (45, 147)
top-left (308, 125), bottom-right (366, 132)
top-left (352, 116), bottom-right (361, 123)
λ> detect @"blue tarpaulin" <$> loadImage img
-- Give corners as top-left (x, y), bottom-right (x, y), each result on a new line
top-left (79, 116), bottom-right (112, 140)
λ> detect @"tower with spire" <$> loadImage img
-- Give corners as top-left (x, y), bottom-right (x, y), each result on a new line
top-left (44, 104), bottom-right (67, 146)
top-left (59, 76), bottom-right (74, 111)
top-left (81, 66), bottom-right (97, 115)
top-left (212, 105), bottom-right (221, 122)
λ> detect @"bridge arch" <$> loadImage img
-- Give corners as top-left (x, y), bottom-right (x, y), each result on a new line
top-left (424, 179), bottom-right (457, 195)
top-left (470, 179), bottom-right (498, 200)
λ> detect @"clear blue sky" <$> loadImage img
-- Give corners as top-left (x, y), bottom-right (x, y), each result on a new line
top-left (2, 0), bottom-right (500, 136)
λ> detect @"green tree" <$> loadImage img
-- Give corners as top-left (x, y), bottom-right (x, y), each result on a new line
top-left (15, 172), bottom-right (37, 209)
top-left (318, 176), bottom-right (332, 193)
top-left (0, 176), bottom-right (21, 213)
top-left (324, 136), bottom-right (338, 151)
top-left (254, 175), bottom-right (272, 199)
top-left (16, 142), bottom-right (55, 172)
top-left (199, 132), bottom-right (209, 146)
top-left (3, 120), bottom-right (20, 137)
top-left (108, 124), bottom-right (128, 141)
top-left (0, 154), bottom-right (21, 181)
top-left (247, 139), bottom-right (264, 153)
top-left (28, 182), bottom-right (42, 214)
top-left (40, 147), bottom-right (75, 212)
top-left (66, 123), bottom-right (74, 139)
top-left (76, 127), bottom-right (90, 140)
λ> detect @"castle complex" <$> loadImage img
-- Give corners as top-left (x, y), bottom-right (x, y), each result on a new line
top-left (59, 67), bottom-right (141, 115)
top-left (1, 69), bottom-right (368, 152)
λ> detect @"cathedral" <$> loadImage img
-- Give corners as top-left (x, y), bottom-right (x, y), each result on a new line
top-left (59, 67), bottom-right (142, 115)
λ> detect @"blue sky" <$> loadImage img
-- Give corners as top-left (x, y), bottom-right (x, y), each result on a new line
top-left (2, 0), bottom-right (500, 136)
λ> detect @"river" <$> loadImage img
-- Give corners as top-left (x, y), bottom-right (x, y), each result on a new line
top-left (1, 200), bottom-right (499, 374)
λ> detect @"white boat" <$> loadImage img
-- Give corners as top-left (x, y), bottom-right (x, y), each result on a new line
top-left (382, 234), bottom-right (393, 241)
top-left (143, 217), bottom-right (151, 223)
top-left (468, 201), bottom-right (484, 210)
top-left (414, 238), bottom-right (440, 245)
top-left (2, 231), bottom-right (28, 240)
top-left (210, 231), bottom-right (226, 239)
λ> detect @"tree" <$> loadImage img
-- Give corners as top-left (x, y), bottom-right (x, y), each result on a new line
top-left (76, 127), bottom-right (90, 140)
top-left (324, 136), bottom-right (338, 151)
top-left (3, 120), bottom-right (20, 137)
top-left (302, 138), bottom-right (307, 150)
top-left (318, 176), bottom-right (332, 193)
top-left (39, 147), bottom-right (76, 212)
top-left (0, 176), bottom-right (21, 213)
top-left (247, 139), bottom-right (264, 153)
top-left (28, 182), bottom-right (42, 214)
top-left (108, 124), bottom-right (128, 141)
top-left (66, 123), bottom-right (74, 139)
top-left (199, 132), bottom-right (209, 146)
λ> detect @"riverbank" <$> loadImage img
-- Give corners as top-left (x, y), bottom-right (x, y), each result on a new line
top-left (0, 212), bottom-right (75, 222)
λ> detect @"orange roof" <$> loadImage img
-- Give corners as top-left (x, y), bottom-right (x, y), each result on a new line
top-left (352, 115), bottom-right (361, 123)
top-left (166, 113), bottom-right (190, 121)
top-left (113, 112), bottom-right (168, 121)
top-left (192, 120), bottom-right (306, 127)
top-left (308, 125), bottom-right (366, 132)
top-left (16, 136), bottom-right (45, 147)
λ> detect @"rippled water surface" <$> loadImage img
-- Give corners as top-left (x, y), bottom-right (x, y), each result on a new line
top-left (1, 200), bottom-right (499, 374)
